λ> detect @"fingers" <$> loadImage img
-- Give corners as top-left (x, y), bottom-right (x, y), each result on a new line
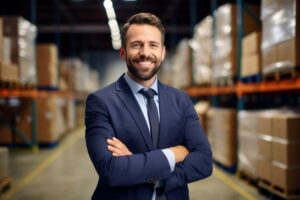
top-left (169, 145), bottom-right (189, 163)
top-left (107, 137), bottom-right (132, 156)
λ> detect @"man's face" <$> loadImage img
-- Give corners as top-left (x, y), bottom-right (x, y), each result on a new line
top-left (120, 24), bottom-right (165, 81)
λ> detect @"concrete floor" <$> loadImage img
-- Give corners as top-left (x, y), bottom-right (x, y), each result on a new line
top-left (1, 128), bottom-right (270, 200)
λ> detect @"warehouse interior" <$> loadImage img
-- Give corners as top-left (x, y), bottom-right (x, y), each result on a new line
top-left (0, 0), bottom-right (299, 199)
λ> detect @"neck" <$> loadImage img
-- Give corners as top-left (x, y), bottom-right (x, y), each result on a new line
top-left (127, 72), bottom-right (156, 88)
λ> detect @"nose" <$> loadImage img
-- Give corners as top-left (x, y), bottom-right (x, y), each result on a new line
top-left (139, 45), bottom-right (150, 57)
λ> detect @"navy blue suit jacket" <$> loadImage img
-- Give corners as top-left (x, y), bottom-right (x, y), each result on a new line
top-left (85, 74), bottom-right (212, 200)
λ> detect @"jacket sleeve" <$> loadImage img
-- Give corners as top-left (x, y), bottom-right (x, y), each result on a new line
top-left (85, 93), bottom-right (172, 187)
top-left (164, 93), bottom-right (213, 192)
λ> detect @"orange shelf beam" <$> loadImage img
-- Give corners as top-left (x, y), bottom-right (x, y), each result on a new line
top-left (185, 86), bottom-right (236, 97)
top-left (185, 77), bottom-right (300, 98)
top-left (237, 77), bottom-right (300, 97)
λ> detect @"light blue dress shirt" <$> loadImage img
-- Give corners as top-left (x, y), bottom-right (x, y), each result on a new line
top-left (124, 73), bottom-right (175, 199)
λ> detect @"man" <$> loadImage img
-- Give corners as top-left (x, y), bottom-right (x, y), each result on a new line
top-left (85, 12), bottom-right (212, 200)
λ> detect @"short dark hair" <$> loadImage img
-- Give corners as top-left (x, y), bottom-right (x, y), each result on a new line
top-left (121, 12), bottom-right (165, 47)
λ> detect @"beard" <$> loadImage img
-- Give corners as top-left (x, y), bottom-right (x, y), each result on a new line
top-left (126, 55), bottom-right (161, 81)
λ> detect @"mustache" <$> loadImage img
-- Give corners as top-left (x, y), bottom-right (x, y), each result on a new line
top-left (132, 55), bottom-right (156, 63)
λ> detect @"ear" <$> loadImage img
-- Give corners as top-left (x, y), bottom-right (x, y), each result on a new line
top-left (120, 47), bottom-right (126, 61)
top-left (161, 45), bottom-right (166, 61)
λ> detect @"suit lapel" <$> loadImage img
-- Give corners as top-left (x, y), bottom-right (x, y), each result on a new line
top-left (115, 75), bottom-right (154, 150)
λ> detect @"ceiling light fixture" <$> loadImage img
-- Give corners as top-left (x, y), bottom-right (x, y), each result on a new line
top-left (103, 0), bottom-right (121, 50)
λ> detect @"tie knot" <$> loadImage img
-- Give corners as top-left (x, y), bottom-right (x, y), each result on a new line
top-left (139, 88), bottom-right (156, 99)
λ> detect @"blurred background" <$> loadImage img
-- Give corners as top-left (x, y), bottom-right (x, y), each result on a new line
top-left (0, 0), bottom-right (299, 199)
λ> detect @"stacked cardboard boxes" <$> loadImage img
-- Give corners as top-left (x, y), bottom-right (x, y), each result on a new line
top-left (212, 4), bottom-right (260, 84)
top-left (257, 110), bottom-right (300, 193)
top-left (36, 44), bottom-right (58, 88)
top-left (207, 108), bottom-right (237, 167)
top-left (238, 111), bottom-right (262, 178)
top-left (191, 16), bottom-right (212, 85)
top-left (59, 58), bottom-right (99, 92)
top-left (241, 32), bottom-right (262, 77)
top-left (171, 39), bottom-right (193, 88)
top-left (3, 16), bottom-right (37, 86)
top-left (261, 0), bottom-right (300, 74)
top-left (0, 17), bottom-right (19, 83)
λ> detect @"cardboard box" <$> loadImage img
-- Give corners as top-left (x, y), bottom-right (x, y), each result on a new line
top-left (272, 139), bottom-right (300, 165)
top-left (209, 108), bottom-right (237, 167)
top-left (272, 114), bottom-right (300, 139)
top-left (243, 31), bottom-right (261, 55)
top-left (257, 157), bottom-right (272, 182)
top-left (272, 163), bottom-right (300, 191)
top-left (277, 37), bottom-right (300, 68)
top-left (0, 147), bottom-right (9, 179)
top-left (36, 44), bottom-right (58, 87)
top-left (37, 97), bottom-right (60, 143)
top-left (258, 136), bottom-right (272, 160)
top-left (257, 115), bottom-right (273, 135)
top-left (262, 45), bottom-right (277, 71)
top-left (0, 63), bottom-right (19, 82)
top-left (241, 53), bottom-right (261, 77)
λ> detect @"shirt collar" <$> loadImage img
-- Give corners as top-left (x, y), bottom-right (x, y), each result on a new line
top-left (124, 73), bottom-right (158, 95)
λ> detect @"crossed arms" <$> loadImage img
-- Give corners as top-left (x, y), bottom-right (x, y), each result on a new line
top-left (85, 92), bottom-right (213, 192)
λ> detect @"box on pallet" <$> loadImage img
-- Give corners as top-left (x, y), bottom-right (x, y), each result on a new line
top-left (271, 162), bottom-right (300, 191)
top-left (36, 44), bottom-right (58, 88)
top-left (15, 98), bottom-right (66, 144)
top-left (257, 157), bottom-right (272, 182)
top-left (261, 0), bottom-right (300, 74)
top-left (192, 16), bottom-right (212, 85)
top-left (0, 63), bottom-right (19, 82)
top-left (3, 16), bottom-right (37, 86)
top-left (208, 108), bottom-right (237, 167)
top-left (238, 111), bottom-right (262, 178)
top-left (241, 53), bottom-right (261, 77)
top-left (212, 4), bottom-right (260, 81)
top-left (242, 32), bottom-right (261, 55)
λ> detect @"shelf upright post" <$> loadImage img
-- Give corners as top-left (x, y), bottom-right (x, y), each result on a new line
top-left (211, 0), bottom-right (218, 108)
top-left (31, 0), bottom-right (39, 152)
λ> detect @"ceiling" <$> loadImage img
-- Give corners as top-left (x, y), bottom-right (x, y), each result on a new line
top-left (1, 0), bottom-right (260, 57)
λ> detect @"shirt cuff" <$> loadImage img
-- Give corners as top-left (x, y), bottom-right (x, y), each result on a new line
top-left (162, 149), bottom-right (175, 172)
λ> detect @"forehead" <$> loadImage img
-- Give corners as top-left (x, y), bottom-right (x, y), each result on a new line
top-left (126, 24), bottom-right (162, 43)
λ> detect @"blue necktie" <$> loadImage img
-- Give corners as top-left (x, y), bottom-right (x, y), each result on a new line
top-left (140, 89), bottom-right (166, 200)
top-left (139, 89), bottom-right (159, 149)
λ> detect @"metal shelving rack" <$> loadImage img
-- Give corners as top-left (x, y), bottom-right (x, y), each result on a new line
top-left (0, 89), bottom-right (87, 151)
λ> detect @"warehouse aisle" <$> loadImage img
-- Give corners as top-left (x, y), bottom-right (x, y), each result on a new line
top-left (2, 128), bottom-right (268, 200)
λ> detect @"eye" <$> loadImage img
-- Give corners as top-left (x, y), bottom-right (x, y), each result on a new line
top-left (131, 43), bottom-right (142, 49)
top-left (150, 43), bottom-right (159, 48)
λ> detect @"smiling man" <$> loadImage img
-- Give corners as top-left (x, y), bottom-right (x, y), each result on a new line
top-left (85, 12), bottom-right (213, 200)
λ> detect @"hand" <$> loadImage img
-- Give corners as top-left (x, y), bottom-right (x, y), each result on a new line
top-left (107, 137), bottom-right (132, 156)
top-left (169, 145), bottom-right (189, 163)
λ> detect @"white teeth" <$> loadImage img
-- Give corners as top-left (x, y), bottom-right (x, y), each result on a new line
top-left (139, 61), bottom-right (151, 65)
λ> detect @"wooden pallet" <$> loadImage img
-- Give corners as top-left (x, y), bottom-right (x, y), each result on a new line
top-left (0, 177), bottom-right (12, 195)
top-left (212, 77), bottom-right (235, 87)
top-left (0, 81), bottom-right (19, 90)
top-left (237, 170), bottom-right (258, 186)
top-left (20, 83), bottom-right (37, 90)
top-left (263, 67), bottom-right (300, 81)
top-left (258, 179), bottom-right (300, 200)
